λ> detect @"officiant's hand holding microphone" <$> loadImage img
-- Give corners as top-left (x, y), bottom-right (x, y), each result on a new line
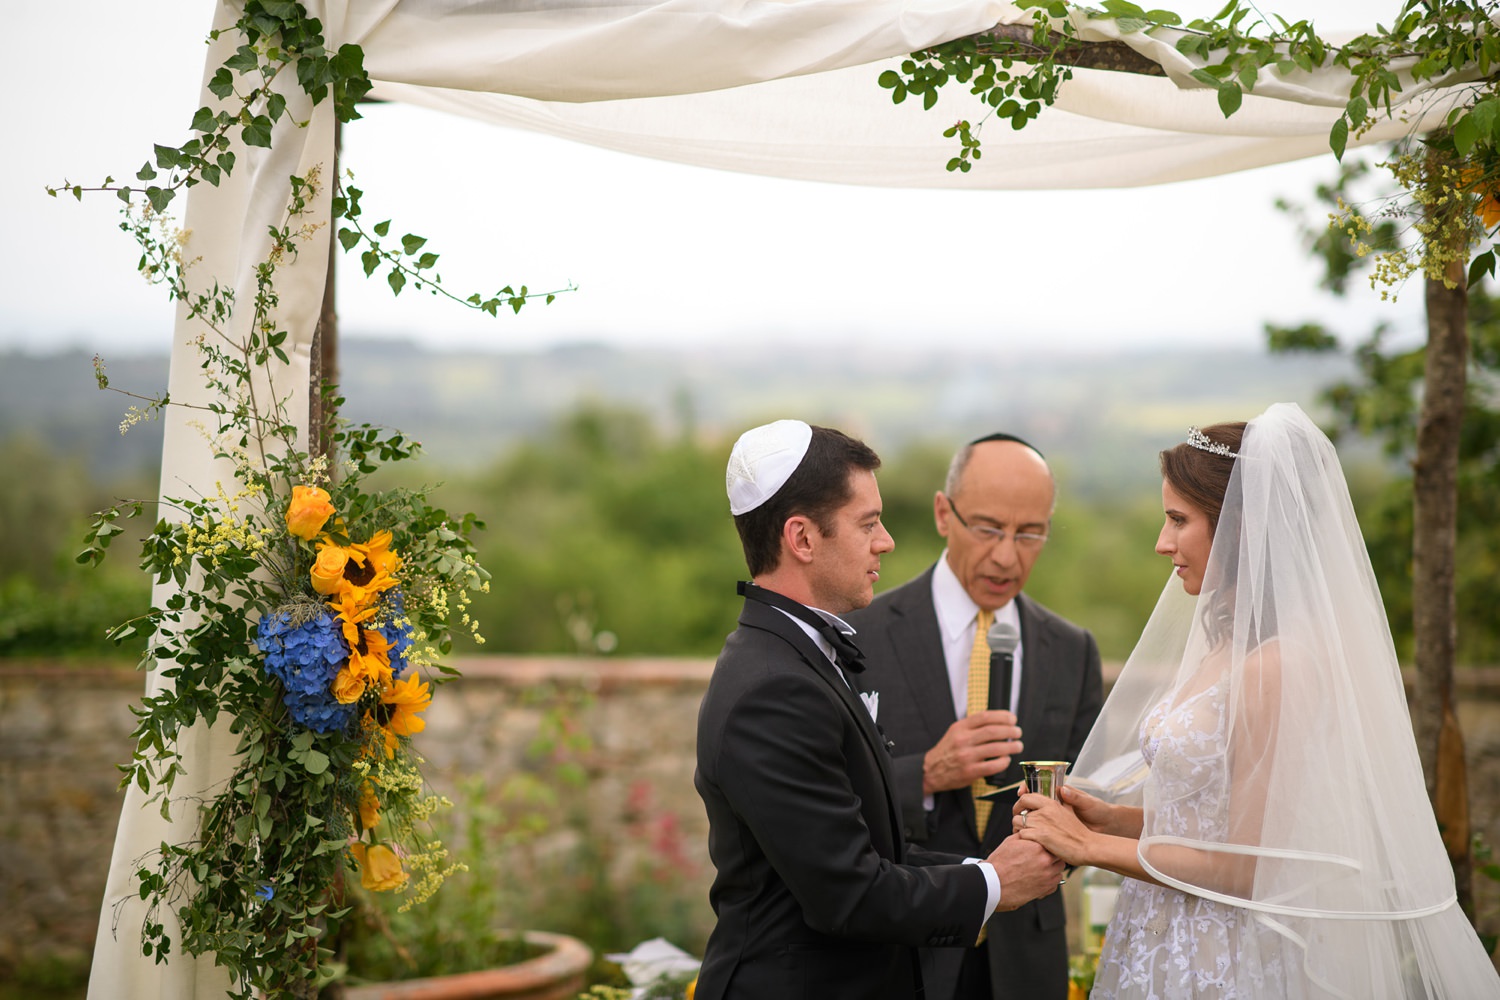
top-left (918, 623), bottom-right (1026, 795)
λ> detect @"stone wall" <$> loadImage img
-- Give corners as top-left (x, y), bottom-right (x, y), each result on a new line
top-left (2, 658), bottom-right (1498, 983)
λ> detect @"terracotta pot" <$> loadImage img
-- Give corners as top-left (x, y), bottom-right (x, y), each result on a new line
top-left (343, 930), bottom-right (592, 1000)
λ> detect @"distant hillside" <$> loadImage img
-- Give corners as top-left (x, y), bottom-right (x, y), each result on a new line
top-left (0, 340), bottom-right (1359, 496)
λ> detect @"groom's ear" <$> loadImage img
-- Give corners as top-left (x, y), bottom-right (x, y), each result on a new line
top-left (782, 515), bottom-right (816, 565)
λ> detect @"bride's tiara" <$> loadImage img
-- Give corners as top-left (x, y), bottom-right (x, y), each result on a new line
top-left (1186, 427), bottom-right (1238, 459)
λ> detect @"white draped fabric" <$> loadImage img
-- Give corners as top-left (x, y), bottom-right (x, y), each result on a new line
top-left (87, 2), bottom-right (1472, 996)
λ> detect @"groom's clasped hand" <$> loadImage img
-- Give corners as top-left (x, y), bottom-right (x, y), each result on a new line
top-left (981, 819), bottom-right (1068, 910)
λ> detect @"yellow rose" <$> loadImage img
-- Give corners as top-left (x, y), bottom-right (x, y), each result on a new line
top-left (310, 542), bottom-right (350, 596)
top-left (686, 978), bottom-right (696, 1000)
top-left (358, 782), bottom-right (381, 831)
top-left (332, 665), bottom-right (367, 705)
top-left (285, 485), bottom-right (335, 540)
top-left (351, 842), bottom-right (408, 892)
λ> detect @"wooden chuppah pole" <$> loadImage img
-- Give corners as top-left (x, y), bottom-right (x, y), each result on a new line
top-left (310, 116), bottom-right (341, 460)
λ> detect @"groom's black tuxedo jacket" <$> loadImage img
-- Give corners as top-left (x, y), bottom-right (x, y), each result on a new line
top-left (846, 567), bottom-right (1103, 1000)
top-left (694, 596), bottom-right (989, 1000)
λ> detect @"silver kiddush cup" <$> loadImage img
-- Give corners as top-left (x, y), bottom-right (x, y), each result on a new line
top-left (1021, 760), bottom-right (1070, 801)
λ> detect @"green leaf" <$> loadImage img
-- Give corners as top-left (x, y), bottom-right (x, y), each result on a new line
top-left (1190, 68), bottom-right (1222, 88)
top-left (146, 187), bottom-right (173, 214)
top-left (190, 107), bottom-right (217, 133)
top-left (1472, 98), bottom-right (1500, 142)
top-left (136, 162), bottom-right (158, 182)
top-left (1454, 113), bottom-right (1479, 157)
top-left (1329, 115), bottom-right (1349, 160)
top-left (303, 750), bottom-right (330, 775)
top-left (1217, 83), bottom-right (1242, 117)
top-left (373, 219), bottom-right (391, 238)
top-left (242, 116), bottom-right (273, 148)
top-left (225, 44), bottom-right (259, 74)
top-left (1345, 95), bottom-right (1368, 128)
top-left (337, 228), bottom-right (360, 252)
top-left (878, 69), bottom-right (901, 89)
top-left (1469, 249), bottom-right (1496, 287)
top-left (400, 234), bottom-right (427, 255)
top-left (1144, 8), bottom-right (1181, 25)
top-left (208, 68), bottom-right (234, 100)
top-left (388, 270), bottom-right (406, 296)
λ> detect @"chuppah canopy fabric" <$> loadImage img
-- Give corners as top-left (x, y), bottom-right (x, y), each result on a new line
top-left (87, 2), bottom-right (1471, 996)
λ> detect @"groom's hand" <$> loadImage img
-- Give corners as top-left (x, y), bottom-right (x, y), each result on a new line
top-left (921, 710), bottom-right (1022, 795)
top-left (984, 836), bottom-right (1066, 910)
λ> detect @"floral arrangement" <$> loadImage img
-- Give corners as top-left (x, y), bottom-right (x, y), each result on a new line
top-left (57, 5), bottom-right (575, 995)
top-left (85, 309), bottom-right (491, 995)
top-left (85, 326), bottom-right (490, 997)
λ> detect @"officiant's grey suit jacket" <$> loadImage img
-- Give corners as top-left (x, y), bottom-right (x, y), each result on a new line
top-left (846, 567), bottom-right (1103, 1000)
top-left (694, 595), bottom-right (990, 1000)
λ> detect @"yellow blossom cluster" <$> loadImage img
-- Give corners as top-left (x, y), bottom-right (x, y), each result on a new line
top-left (180, 481), bottom-right (275, 565)
top-left (397, 839), bottom-right (467, 912)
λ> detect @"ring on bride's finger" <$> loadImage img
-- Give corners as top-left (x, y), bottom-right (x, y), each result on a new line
top-left (1020, 810), bottom-right (1029, 828)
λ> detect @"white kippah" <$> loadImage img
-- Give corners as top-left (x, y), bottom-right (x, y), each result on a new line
top-left (726, 419), bottom-right (813, 515)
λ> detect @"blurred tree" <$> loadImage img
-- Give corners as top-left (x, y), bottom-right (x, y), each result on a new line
top-left (1270, 168), bottom-right (1500, 666)
top-left (0, 433), bottom-right (152, 657)
top-left (454, 404), bottom-right (746, 656)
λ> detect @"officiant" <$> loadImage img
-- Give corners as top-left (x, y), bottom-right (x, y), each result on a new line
top-left (847, 433), bottom-right (1103, 1000)
top-left (692, 420), bottom-right (1064, 1000)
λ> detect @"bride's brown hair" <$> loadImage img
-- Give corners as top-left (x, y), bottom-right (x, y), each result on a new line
top-left (1158, 421), bottom-right (1246, 535)
top-left (1160, 421), bottom-right (1250, 648)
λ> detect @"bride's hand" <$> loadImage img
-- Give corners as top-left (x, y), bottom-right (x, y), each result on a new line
top-left (1058, 785), bottom-right (1111, 834)
top-left (1059, 785), bottom-right (1142, 839)
top-left (1012, 792), bottom-right (1094, 867)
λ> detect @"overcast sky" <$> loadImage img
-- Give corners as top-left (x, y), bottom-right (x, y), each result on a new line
top-left (3, 1), bottom-right (1421, 359)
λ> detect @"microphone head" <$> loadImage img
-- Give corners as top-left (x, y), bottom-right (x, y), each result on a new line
top-left (986, 620), bottom-right (1019, 654)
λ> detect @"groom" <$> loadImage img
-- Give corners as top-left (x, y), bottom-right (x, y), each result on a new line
top-left (693, 420), bottom-right (1064, 1000)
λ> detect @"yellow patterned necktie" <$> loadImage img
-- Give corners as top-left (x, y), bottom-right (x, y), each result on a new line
top-left (967, 608), bottom-right (995, 833)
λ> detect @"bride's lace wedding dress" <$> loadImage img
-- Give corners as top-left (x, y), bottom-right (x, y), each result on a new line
top-left (1090, 684), bottom-right (1287, 999)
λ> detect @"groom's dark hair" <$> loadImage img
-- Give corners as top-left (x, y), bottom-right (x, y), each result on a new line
top-left (734, 426), bottom-right (881, 577)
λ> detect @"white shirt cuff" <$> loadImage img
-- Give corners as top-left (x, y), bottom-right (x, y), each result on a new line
top-left (964, 858), bottom-right (1001, 922)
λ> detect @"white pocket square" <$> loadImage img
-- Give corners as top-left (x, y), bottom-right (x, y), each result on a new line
top-left (859, 690), bottom-right (879, 723)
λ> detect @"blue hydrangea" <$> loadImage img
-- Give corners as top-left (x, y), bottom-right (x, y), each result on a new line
top-left (257, 608), bottom-right (355, 733)
top-left (377, 589), bottom-right (416, 678)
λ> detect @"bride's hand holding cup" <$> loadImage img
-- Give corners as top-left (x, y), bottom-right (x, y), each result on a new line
top-left (1013, 791), bottom-right (1092, 868)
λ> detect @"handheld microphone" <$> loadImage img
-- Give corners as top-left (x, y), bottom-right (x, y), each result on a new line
top-left (984, 621), bottom-right (1019, 788)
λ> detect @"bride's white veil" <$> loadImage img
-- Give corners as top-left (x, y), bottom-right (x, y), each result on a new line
top-left (1072, 402), bottom-right (1498, 998)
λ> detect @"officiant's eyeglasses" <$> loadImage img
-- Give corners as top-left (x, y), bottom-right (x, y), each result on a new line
top-left (944, 495), bottom-right (1049, 551)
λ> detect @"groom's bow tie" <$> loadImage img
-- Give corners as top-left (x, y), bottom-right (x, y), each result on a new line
top-left (737, 582), bottom-right (866, 673)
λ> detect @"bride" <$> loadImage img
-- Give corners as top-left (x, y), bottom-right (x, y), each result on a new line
top-left (1012, 403), bottom-right (1499, 998)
